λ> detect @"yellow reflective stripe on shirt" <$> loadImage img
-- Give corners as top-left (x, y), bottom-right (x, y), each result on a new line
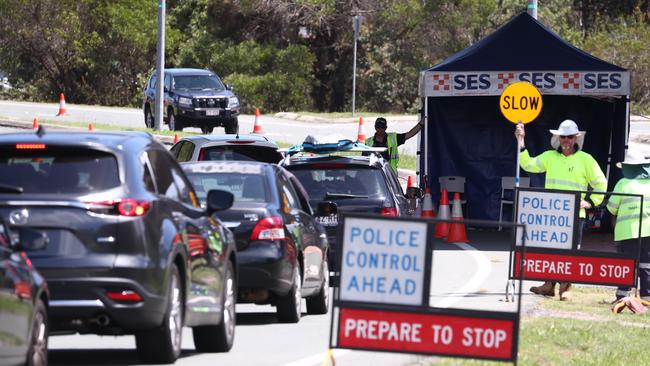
top-left (545, 179), bottom-right (587, 190)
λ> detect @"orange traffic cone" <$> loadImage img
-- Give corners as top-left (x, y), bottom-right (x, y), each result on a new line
top-left (56, 93), bottom-right (67, 116)
top-left (32, 118), bottom-right (38, 130)
top-left (252, 107), bottom-right (263, 133)
top-left (88, 123), bottom-right (93, 131)
top-left (447, 192), bottom-right (468, 243)
top-left (407, 175), bottom-right (414, 189)
top-left (173, 133), bottom-right (180, 144)
top-left (434, 188), bottom-right (451, 238)
top-left (356, 116), bottom-right (366, 142)
top-left (421, 187), bottom-right (436, 218)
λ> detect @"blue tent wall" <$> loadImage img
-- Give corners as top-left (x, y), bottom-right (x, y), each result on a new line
top-left (423, 95), bottom-right (626, 221)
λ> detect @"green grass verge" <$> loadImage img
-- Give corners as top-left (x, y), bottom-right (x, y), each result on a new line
top-left (291, 111), bottom-right (410, 118)
top-left (433, 287), bottom-right (650, 365)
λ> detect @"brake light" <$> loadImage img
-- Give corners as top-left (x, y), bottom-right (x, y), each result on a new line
top-left (380, 207), bottom-right (398, 216)
top-left (250, 216), bottom-right (286, 241)
top-left (198, 148), bottom-right (205, 161)
top-left (87, 199), bottom-right (150, 216)
top-left (16, 143), bottom-right (45, 150)
top-left (226, 140), bottom-right (255, 144)
top-left (106, 290), bottom-right (142, 302)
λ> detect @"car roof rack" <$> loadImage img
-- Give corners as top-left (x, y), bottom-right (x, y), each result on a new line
top-left (279, 137), bottom-right (386, 167)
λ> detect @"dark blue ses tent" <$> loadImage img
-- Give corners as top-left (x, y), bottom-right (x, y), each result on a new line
top-left (418, 12), bottom-right (630, 221)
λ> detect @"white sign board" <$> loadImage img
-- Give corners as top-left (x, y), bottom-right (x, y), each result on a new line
top-left (515, 190), bottom-right (577, 249)
top-left (340, 217), bottom-right (428, 306)
top-left (421, 70), bottom-right (630, 97)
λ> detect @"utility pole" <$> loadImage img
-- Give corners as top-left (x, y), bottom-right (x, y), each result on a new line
top-left (527, 0), bottom-right (538, 19)
top-left (154, 0), bottom-right (166, 131)
top-left (352, 15), bottom-right (361, 117)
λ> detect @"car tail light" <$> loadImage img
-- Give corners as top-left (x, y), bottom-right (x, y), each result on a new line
top-left (106, 290), bottom-right (142, 303)
top-left (380, 207), bottom-right (398, 216)
top-left (15, 143), bottom-right (46, 150)
top-left (226, 140), bottom-right (255, 144)
top-left (198, 149), bottom-right (205, 161)
top-left (250, 216), bottom-right (286, 241)
top-left (87, 199), bottom-right (151, 216)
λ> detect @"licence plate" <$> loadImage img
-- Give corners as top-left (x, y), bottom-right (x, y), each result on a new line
top-left (205, 109), bottom-right (220, 116)
top-left (316, 215), bottom-right (338, 226)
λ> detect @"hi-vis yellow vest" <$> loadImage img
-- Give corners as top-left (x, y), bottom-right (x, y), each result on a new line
top-left (519, 149), bottom-right (607, 218)
top-left (606, 178), bottom-right (650, 241)
top-left (366, 133), bottom-right (399, 171)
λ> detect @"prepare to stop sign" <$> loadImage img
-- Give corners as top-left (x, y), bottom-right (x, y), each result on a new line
top-left (500, 81), bottom-right (543, 124)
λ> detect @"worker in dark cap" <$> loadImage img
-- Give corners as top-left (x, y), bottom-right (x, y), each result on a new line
top-left (365, 116), bottom-right (424, 172)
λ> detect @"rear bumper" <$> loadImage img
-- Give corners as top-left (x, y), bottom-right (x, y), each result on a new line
top-left (175, 106), bottom-right (239, 124)
top-left (46, 276), bottom-right (166, 335)
top-left (237, 241), bottom-right (294, 296)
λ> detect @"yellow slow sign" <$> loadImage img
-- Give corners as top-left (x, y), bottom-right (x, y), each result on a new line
top-left (499, 81), bottom-right (543, 124)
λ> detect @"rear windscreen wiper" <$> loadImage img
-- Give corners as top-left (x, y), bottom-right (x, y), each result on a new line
top-left (325, 193), bottom-right (368, 199)
top-left (0, 183), bottom-right (24, 193)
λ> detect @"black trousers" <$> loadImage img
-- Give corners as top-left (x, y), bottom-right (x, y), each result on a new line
top-left (616, 236), bottom-right (650, 299)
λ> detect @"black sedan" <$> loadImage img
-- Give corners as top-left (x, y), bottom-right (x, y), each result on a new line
top-left (182, 161), bottom-right (330, 323)
top-left (0, 218), bottom-right (48, 366)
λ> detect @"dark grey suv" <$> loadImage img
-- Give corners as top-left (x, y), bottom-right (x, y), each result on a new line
top-left (143, 68), bottom-right (240, 134)
top-left (0, 130), bottom-right (238, 363)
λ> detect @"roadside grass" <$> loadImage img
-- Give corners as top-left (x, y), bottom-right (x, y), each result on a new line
top-left (433, 287), bottom-right (650, 366)
top-left (291, 111), bottom-right (410, 118)
top-left (399, 153), bottom-right (417, 171)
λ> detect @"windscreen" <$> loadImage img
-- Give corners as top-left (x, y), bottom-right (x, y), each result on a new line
top-left (186, 172), bottom-right (269, 204)
top-left (173, 75), bottom-right (224, 91)
top-left (200, 146), bottom-right (282, 163)
top-left (0, 148), bottom-right (120, 194)
top-left (289, 168), bottom-right (388, 201)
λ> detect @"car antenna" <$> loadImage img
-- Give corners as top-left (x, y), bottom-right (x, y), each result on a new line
top-left (35, 125), bottom-right (46, 137)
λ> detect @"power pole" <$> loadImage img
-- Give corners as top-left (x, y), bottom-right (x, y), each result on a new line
top-left (154, 0), bottom-right (166, 131)
top-left (352, 15), bottom-right (361, 117)
top-left (527, 0), bottom-right (538, 19)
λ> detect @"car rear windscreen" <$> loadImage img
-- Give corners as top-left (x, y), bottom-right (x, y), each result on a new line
top-left (289, 168), bottom-right (388, 200)
top-left (200, 146), bottom-right (282, 164)
top-left (186, 172), bottom-right (269, 204)
top-left (0, 148), bottom-right (120, 194)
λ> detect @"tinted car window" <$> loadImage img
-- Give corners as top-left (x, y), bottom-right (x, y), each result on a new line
top-left (173, 75), bottom-right (224, 91)
top-left (199, 146), bottom-right (280, 163)
top-left (0, 148), bottom-right (120, 194)
top-left (186, 172), bottom-right (268, 204)
top-left (289, 168), bottom-right (388, 201)
top-left (147, 150), bottom-right (180, 199)
top-left (176, 141), bottom-right (195, 162)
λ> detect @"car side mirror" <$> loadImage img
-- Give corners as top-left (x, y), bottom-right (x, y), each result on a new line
top-left (15, 228), bottom-right (48, 251)
top-left (406, 187), bottom-right (423, 199)
top-left (225, 84), bottom-right (233, 91)
top-left (206, 189), bottom-right (234, 215)
top-left (316, 201), bottom-right (338, 216)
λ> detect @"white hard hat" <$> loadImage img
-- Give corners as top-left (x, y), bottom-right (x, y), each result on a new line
top-left (616, 149), bottom-right (650, 168)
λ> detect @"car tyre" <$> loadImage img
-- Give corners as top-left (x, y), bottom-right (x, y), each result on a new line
top-left (306, 260), bottom-right (329, 315)
top-left (136, 265), bottom-right (183, 364)
top-left (224, 117), bottom-right (238, 134)
top-left (201, 126), bottom-right (214, 134)
top-left (276, 268), bottom-right (302, 323)
top-left (144, 106), bottom-right (154, 129)
top-left (26, 298), bottom-right (48, 366)
top-left (192, 260), bottom-right (236, 352)
top-left (169, 112), bottom-right (183, 131)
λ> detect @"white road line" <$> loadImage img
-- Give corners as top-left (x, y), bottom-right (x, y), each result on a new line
top-left (432, 242), bottom-right (491, 308)
top-left (282, 349), bottom-right (351, 366)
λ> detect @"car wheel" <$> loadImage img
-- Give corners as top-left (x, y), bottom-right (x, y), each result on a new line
top-left (26, 298), bottom-right (48, 366)
top-left (306, 260), bottom-right (329, 315)
top-left (136, 265), bottom-right (183, 364)
top-left (144, 107), bottom-right (154, 129)
top-left (201, 126), bottom-right (214, 134)
top-left (169, 112), bottom-right (183, 131)
top-left (192, 260), bottom-right (236, 352)
top-left (276, 267), bottom-right (302, 323)
top-left (224, 117), bottom-right (238, 134)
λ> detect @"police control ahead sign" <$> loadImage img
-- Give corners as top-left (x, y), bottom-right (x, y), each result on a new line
top-left (339, 217), bottom-right (428, 306)
top-left (515, 189), bottom-right (578, 250)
